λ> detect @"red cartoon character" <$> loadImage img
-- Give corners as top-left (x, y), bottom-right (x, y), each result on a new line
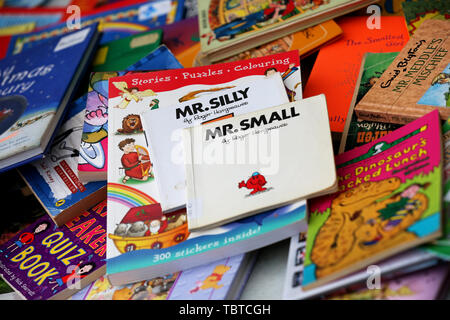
top-left (238, 172), bottom-right (267, 195)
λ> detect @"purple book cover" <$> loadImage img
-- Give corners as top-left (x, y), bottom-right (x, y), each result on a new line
top-left (0, 200), bottom-right (106, 300)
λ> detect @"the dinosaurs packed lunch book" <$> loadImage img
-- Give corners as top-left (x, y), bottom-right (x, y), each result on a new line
top-left (0, 0), bottom-right (184, 59)
top-left (303, 16), bottom-right (410, 134)
top-left (302, 110), bottom-right (443, 290)
top-left (0, 24), bottom-right (99, 173)
top-left (0, 199), bottom-right (106, 300)
top-left (106, 50), bottom-right (305, 286)
top-left (355, 20), bottom-right (450, 125)
top-left (142, 74), bottom-right (290, 213)
top-left (18, 95), bottom-right (106, 227)
top-left (184, 95), bottom-right (337, 231)
top-left (197, 0), bottom-right (377, 62)
top-left (71, 253), bottom-right (255, 300)
top-left (78, 45), bottom-right (183, 183)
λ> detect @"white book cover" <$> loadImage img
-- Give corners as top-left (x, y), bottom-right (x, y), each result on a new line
top-left (106, 51), bottom-right (304, 282)
top-left (183, 94), bottom-right (337, 231)
top-left (141, 74), bottom-right (289, 212)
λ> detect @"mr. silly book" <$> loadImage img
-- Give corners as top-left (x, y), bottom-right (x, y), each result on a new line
top-left (303, 110), bottom-right (443, 290)
top-left (0, 200), bottom-right (106, 300)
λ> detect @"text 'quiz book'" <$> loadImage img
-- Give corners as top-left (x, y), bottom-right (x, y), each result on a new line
top-left (184, 95), bottom-right (338, 231)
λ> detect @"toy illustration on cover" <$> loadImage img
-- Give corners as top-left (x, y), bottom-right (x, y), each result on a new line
top-left (303, 110), bottom-right (443, 289)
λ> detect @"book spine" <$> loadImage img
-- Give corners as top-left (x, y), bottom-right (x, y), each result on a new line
top-left (182, 127), bottom-right (197, 229)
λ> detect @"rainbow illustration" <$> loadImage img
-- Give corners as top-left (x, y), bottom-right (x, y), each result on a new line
top-left (108, 182), bottom-right (157, 208)
top-left (100, 22), bottom-right (149, 34)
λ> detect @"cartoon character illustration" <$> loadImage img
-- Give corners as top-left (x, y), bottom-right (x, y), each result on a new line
top-left (109, 204), bottom-right (190, 253)
top-left (190, 264), bottom-right (231, 293)
top-left (148, 216), bottom-right (168, 236)
top-left (239, 172), bottom-right (268, 195)
top-left (2, 221), bottom-right (50, 257)
top-left (309, 177), bottom-right (429, 279)
top-left (431, 73), bottom-right (450, 86)
top-left (264, 63), bottom-right (301, 101)
top-left (117, 114), bottom-right (143, 134)
top-left (79, 73), bottom-right (110, 170)
top-left (149, 99), bottom-right (160, 110)
top-left (48, 261), bottom-right (96, 294)
top-left (118, 138), bottom-right (152, 184)
top-left (112, 81), bottom-right (155, 109)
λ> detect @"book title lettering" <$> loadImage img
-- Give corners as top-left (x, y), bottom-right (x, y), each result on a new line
top-left (205, 107), bottom-right (300, 141)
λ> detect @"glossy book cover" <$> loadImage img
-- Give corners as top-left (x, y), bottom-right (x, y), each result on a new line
top-left (0, 25), bottom-right (99, 172)
top-left (0, 200), bottom-right (106, 300)
top-left (303, 110), bottom-right (443, 289)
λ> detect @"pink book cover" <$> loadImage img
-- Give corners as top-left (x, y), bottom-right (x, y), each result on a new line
top-left (303, 110), bottom-right (443, 289)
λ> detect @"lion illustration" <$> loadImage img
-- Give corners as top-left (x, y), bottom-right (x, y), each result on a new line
top-left (117, 114), bottom-right (143, 134)
top-left (310, 178), bottom-right (430, 279)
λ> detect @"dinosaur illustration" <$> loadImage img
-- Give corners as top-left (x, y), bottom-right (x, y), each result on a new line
top-left (310, 177), bottom-right (429, 279)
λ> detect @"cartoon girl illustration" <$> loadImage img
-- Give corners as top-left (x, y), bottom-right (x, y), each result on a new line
top-left (112, 81), bottom-right (156, 109)
top-left (48, 261), bottom-right (96, 294)
top-left (2, 221), bottom-right (50, 257)
top-left (118, 138), bottom-right (152, 184)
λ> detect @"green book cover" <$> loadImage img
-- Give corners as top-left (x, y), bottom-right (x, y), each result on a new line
top-left (340, 52), bottom-right (402, 153)
top-left (92, 29), bottom-right (163, 72)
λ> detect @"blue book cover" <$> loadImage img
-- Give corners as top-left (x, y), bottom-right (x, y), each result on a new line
top-left (6, 0), bottom-right (185, 57)
top-left (18, 95), bottom-right (106, 226)
top-left (0, 24), bottom-right (99, 172)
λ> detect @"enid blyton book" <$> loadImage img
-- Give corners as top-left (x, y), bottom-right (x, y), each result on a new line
top-left (18, 96), bottom-right (106, 227)
top-left (355, 20), bottom-right (450, 125)
top-left (339, 52), bottom-right (401, 153)
top-left (0, 25), bottom-right (99, 172)
top-left (184, 95), bottom-right (337, 231)
top-left (142, 73), bottom-right (290, 213)
top-left (78, 45), bottom-right (183, 183)
top-left (0, 200), bottom-right (106, 300)
top-left (303, 110), bottom-right (443, 290)
top-left (303, 16), bottom-right (409, 134)
top-left (197, 0), bottom-right (377, 62)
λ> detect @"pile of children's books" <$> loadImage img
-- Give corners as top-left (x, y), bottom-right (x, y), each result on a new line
top-left (0, 0), bottom-right (449, 301)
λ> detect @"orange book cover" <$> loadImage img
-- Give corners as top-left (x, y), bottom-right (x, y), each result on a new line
top-left (303, 16), bottom-right (410, 134)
